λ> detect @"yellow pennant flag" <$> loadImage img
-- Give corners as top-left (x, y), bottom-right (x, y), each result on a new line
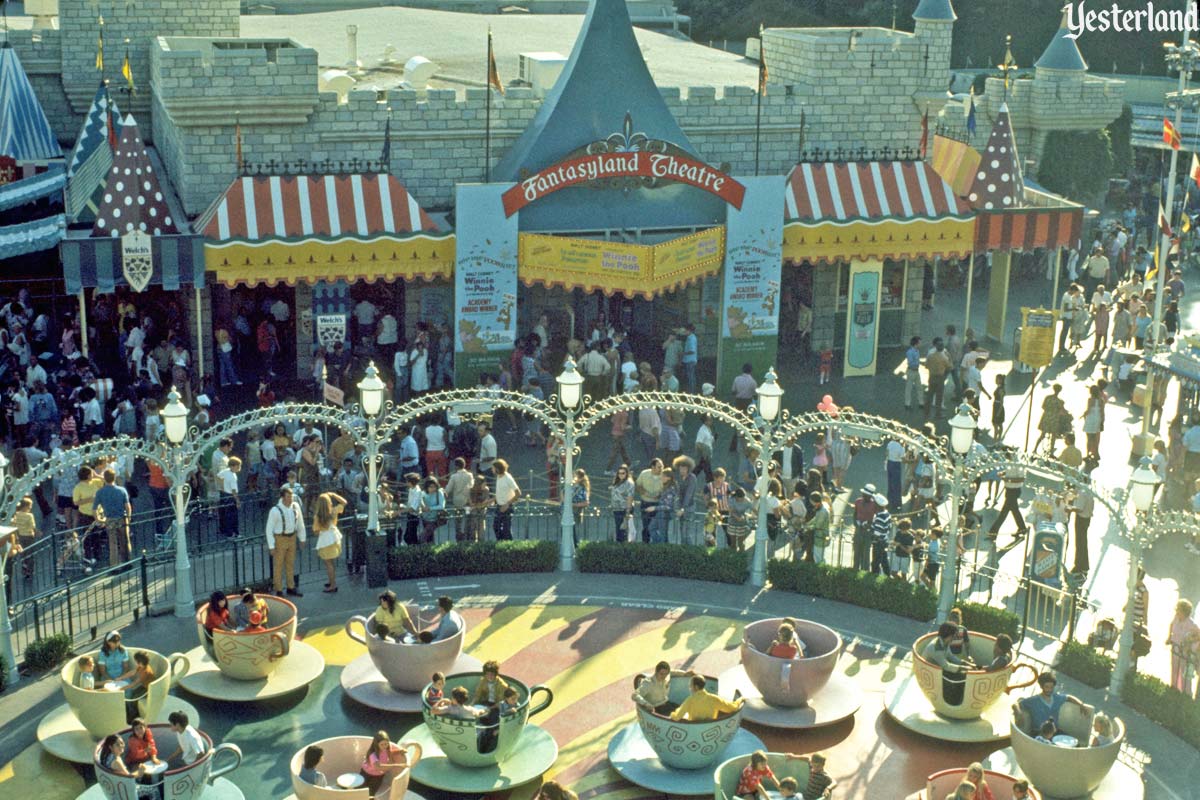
top-left (121, 40), bottom-right (135, 95)
top-left (96, 16), bottom-right (105, 72)
top-left (487, 30), bottom-right (504, 95)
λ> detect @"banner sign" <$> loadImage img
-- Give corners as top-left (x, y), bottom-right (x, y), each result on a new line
top-left (455, 183), bottom-right (518, 385)
top-left (501, 113), bottom-right (745, 216)
top-left (517, 228), bottom-right (724, 297)
top-left (315, 314), bottom-right (347, 348)
top-left (718, 175), bottom-right (783, 392)
top-left (1019, 307), bottom-right (1058, 369)
top-left (120, 230), bottom-right (153, 292)
top-left (503, 152), bottom-right (745, 216)
top-left (845, 262), bottom-right (882, 376)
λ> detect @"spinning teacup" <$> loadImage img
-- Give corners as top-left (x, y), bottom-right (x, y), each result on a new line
top-left (195, 595), bottom-right (298, 680)
top-left (740, 618), bottom-right (840, 707)
top-left (290, 736), bottom-right (422, 800)
top-left (634, 674), bottom-right (742, 770)
top-left (911, 632), bottom-right (1037, 720)
top-left (714, 752), bottom-right (836, 800)
top-left (1011, 700), bottom-right (1121, 798)
top-left (94, 724), bottom-right (241, 800)
top-left (923, 768), bottom-right (1040, 800)
top-left (345, 608), bottom-right (465, 693)
top-left (421, 672), bottom-right (552, 768)
top-left (61, 648), bottom-right (190, 738)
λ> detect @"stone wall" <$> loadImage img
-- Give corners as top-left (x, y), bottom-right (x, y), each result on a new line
top-left (151, 38), bottom-right (813, 215)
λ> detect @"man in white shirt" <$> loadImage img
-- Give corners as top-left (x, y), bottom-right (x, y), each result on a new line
top-left (1059, 284), bottom-right (1083, 352)
top-left (25, 357), bottom-right (46, 388)
top-left (354, 298), bottom-right (378, 334)
top-left (270, 299), bottom-right (291, 323)
top-left (478, 423), bottom-right (497, 482)
top-left (265, 487), bottom-right (307, 596)
top-left (885, 439), bottom-right (906, 509)
top-left (377, 313), bottom-right (399, 347)
top-left (217, 457), bottom-right (242, 538)
top-left (292, 421), bottom-right (323, 446)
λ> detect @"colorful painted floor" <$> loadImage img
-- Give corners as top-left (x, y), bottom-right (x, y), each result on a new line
top-left (8, 603), bottom-right (1013, 800)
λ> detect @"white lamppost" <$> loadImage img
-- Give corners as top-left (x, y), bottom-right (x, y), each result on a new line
top-left (160, 388), bottom-right (193, 619)
top-left (938, 404), bottom-right (977, 621)
top-left (750, 367), bottom-right (784, 587)
top-left (0, 452), bottom-right (18, 684)
top-left (1111, 458), bottom-right (1162, 695)
top-left (557, 356), bottom-right (584, 572)
top-left (358, 363), bottom-right (386, 542)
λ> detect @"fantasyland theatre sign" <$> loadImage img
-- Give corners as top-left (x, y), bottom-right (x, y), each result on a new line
top-left (501, 113), bottom-right (747, 216)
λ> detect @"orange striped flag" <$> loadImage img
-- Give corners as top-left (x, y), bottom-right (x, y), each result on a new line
top-left (1164, 118), bottom-right (1182, 150)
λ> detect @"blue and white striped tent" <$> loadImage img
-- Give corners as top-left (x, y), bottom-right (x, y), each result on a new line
top-left (65, 83), bottom-right (120, 222)
top-left (0, 41), bottom-right (60, 162)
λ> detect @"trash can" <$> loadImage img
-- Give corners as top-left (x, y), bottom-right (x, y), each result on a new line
top-left (1013, 326), bottom-right (1033, 374)
top-left (365, 530), bottom-right (390, 588)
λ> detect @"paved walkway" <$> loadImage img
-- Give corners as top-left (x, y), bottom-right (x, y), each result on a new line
top-left (0, 569), bottom-right (1193, 799)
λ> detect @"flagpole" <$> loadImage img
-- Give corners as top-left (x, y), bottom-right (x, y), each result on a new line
top-left (755, 24), bottom-right (765, 176)
top-left (1144, 23), bottom-right (1194, 452)
top-left (485, 29), bottom-right (493, 183)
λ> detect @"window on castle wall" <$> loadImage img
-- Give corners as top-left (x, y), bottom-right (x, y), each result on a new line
top-left (836, 259), bottom-right (906, 310)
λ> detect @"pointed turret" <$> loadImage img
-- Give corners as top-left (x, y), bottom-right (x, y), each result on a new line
top-left (912, 0), bottom-right (957, 22)
top-left (966, 103), bottom-right (1024, 211)
top-left (1035, 8), bottom-right (1087, 71)
top-left (492, 0), bottom-right (724, 230)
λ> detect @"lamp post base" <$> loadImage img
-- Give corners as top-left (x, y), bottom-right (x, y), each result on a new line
top-left (365, 533), bottom-right (389, 588)
top-left (174, 563), bottom-right (194, 618)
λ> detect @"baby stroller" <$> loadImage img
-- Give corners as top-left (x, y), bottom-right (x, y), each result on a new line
top-left (57, 529), bottom-right (97, 580)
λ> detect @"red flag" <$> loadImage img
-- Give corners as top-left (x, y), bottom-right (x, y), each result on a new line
top-left (919, 108), bottom-right (929, 158)
top-left (1159, 203), bottom-right (1175, 239)
top-left (1164, 118), bottom-right (1182, 150)
top-left (1190, 153), bottom-right (1200, 188)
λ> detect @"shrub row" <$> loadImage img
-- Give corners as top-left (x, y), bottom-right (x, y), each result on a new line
top-left (1055, 640), bottom-right (1114, 689)
top-left (23, 633), bottom-right (73, 672)
top-left (388, 540), bottom-right (557, 578)
top-left (577, 542), bottom-right (749, 584)
top-left (1121, 671), bottom-right (1200, 751)
top-left (956, 602), bottom-right (1021, 640)
top-left (767, 559), bottom-right (938, 621)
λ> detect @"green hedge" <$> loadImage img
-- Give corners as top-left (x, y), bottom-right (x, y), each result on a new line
top-left (767, 559), bottom-right (937, 621)
top-left (388, 540), bottom-right (557, 579)
top-left (1121, 671), bottom-right (1200, 751)
top-left (1056, 640), bottom-right (1114, 689)
top-left (958, 602), bottom-right (1020, 640)
top-left (23, 633), bottom-right (73, 672)
top-left (577, 542), bottom-right (749, 585)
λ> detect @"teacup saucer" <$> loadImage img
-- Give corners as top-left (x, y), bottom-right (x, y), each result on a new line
top-left (38, 697), bottom-right (201, 765)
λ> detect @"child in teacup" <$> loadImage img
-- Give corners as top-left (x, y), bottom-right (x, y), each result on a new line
top-left (499, 687), bottom-right (520, 715)
top-left (76, 655), bottom-right (96, 689)
top-left (426, 672), bottom-right (445, 705)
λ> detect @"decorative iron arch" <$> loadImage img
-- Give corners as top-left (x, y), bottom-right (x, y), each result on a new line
top-left (774, 410), bottom-right (951, 470)
top-left (0, 436), bottom-right (176, 523)
top-left (961, 449), bottom-right (1126, 531)
top-left (572, 390), bottom-right (761, 444)
top-left (179, 402), bottom-right (369, 476)
top-left (376, 388), bottom-right (565, 443)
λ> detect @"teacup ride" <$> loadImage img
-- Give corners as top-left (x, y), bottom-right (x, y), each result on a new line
top-left (282, 736), bottom-right (423, 800)
top-left (884, 631), bottom-right (1037, 743)
top-left (714, 751), bottom-right (839, 800)
top-left (177, 595), bottom-right (325, 701)
top-left (994, 700), bottom-right (1141, 800)
top-left (717, 618), bottom-right (861, 728)
top-left (902, 767), bottom-right (1040, 800)
top-left (608, 673), bottom-right (764, 796)
top-left (340, 606), bottom-right (481, 712)
top-left (76, 724), bottom-right (243, 800)
top-left (38, 647), bottom-right (200, 764)
top-left (401, 671), bottom-right (558, 793)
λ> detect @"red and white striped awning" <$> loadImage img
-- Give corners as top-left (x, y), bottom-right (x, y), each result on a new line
top-left (198, 173), bottom-right (439, 242)
top-left (784, 160), bottom-right (973, 224)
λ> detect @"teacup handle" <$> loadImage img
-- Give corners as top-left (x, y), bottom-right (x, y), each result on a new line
top-left (345, 615), bottom-right (369, 645)
top-left (168, 653), bottom-right (191, 685)
top-left (526, 685), bottom-right (553, 718)
top-left (400, 740), bottom-right (423, 768)
top-left (207, 743), bottom-right (243, 783)
top-left (1005, 663), bottom-right (1039, 694)
top-left (268, 632), bottom-right (289, 662)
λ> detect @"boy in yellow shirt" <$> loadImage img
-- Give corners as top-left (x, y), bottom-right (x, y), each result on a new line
top-left (670, 674), bottom-right (743, 721)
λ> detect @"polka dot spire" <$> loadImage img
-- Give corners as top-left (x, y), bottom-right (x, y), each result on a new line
top-left (966, 103), bottom-right (1024, 211)
top-left (92, 113), bottom-right (178, 238)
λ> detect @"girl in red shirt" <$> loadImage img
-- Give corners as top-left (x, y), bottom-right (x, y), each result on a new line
top-left (767, 622), bottom-right (805, 659)
top-left (736, 751), bottom-right (781, 800)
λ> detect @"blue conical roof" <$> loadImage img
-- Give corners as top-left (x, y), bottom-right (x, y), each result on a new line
top-left (1036, 10), bottom-right (1087, 70)
top-left (0, 43), bottom-right (60, 161)
top-left (913, 0), bottom-right (956, 22)
top-left (491, 0), bottom-right (724, 231)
